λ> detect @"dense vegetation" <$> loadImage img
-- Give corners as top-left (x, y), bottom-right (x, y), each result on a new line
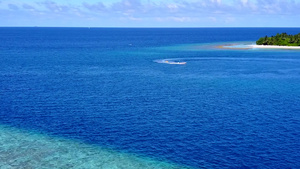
top-left (256, 33), bottom-right (300, 46)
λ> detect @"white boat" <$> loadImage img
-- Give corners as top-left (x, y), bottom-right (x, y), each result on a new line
top-left (164, 60), bottom-right (186, 65)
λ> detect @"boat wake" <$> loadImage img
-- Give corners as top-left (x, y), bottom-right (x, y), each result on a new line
top-left (154, 59), bottom-right (187, 65)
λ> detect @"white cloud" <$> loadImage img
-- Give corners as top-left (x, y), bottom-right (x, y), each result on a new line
top-left (1, 0), bottom-right (300, 27)
top-left (167, 4), bottom-right (178, 10)
top-left (210, 0), bottom-right (222, 5)
top-left (225, 17), bottom-right (236, 23)
top-left (120, 16), bottom-right (142, 21)
top-left (171, 17), bottom-right (192, 22)
top-left (241, 0), bottom-right (248, 6)
top-left (208, 16), bottom-right (217, 22)
top-left (154, 16), bottom-right (197, 22)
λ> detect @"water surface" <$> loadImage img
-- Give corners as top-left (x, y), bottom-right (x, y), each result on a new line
top-left (0, 28), bottom-right (300, 168)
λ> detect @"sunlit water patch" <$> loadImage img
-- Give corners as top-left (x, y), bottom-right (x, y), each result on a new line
top-left (153, 41), bottom-right (300, 52)
top-left (152, 42), bottom-right (255, 52)
top-left (0, 125), bottom-right (191, 169)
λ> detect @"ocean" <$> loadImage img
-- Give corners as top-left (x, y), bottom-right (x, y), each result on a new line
top-left (0, 28), bottom-right (299, 168)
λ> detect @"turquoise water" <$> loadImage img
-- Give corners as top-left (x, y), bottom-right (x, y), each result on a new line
top-left (0, 125), bottom-right (187, 169)
top-left (0, 28), bottom-right (300, 168)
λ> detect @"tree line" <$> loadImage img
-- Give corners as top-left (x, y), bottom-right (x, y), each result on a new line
top-left (256, 33), bottom-right (300, 46)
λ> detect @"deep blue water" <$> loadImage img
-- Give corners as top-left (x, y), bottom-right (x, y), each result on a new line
top-left (0, 28), bottom-right (300, 168)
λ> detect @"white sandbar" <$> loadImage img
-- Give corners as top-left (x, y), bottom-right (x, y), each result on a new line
top-left (249, 45), bottom-right (300, 49)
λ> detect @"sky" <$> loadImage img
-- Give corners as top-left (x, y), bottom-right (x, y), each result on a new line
top-left (1, 0), bottom-right (300, 27)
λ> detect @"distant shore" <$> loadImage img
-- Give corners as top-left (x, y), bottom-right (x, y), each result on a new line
top-left (218, 44), bottom-right (300, 50)
top-left (249, 45), bottom-right (300, 49)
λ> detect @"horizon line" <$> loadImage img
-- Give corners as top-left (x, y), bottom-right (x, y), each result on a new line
top-left (1, 26), bottom-right (300, 29)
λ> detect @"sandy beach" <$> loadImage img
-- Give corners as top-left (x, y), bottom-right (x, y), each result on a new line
top-left (218, 44), bottom-right (300, 50)
top-left (249, 45), bottom-right (300, 49)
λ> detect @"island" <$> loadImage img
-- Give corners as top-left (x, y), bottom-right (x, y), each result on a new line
top-left (256, 33), bottom-right (300, 46)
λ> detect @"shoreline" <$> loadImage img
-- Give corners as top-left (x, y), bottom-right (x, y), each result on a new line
top-left (249, 45), bottom-right (300, 49)
top-left (217, 44), bottom-right (300, 50)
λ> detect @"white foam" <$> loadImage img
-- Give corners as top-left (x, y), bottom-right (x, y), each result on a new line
top-left (154, 59), bottom-right (187, 65)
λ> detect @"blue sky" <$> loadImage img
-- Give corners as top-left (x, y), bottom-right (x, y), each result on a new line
top-left (1, 0), bottom-right (300, 27)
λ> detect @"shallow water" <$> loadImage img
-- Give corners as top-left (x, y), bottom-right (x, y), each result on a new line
top-left (0, 125), bottom-right (187, 169)
top-left (0, 28), bottom-right (300, 168)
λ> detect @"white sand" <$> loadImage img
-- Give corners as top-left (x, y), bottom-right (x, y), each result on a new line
top-left (249, 45), bottom-right (300, 49)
